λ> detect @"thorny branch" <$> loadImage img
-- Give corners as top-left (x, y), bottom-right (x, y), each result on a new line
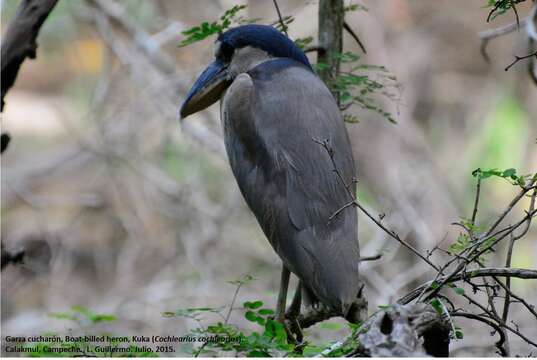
top-left (315, 135), bottom-right (537, 354)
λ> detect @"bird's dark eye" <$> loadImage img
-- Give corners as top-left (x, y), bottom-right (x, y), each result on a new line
top-left (217, 42), bottom-right (234, 62)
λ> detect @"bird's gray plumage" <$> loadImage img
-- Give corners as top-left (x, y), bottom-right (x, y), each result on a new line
top-left (221, 58), bottom-right (360, 315)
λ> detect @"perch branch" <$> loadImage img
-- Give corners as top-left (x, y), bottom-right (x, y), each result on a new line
top-left (398, 267), bottom-right (537, 305)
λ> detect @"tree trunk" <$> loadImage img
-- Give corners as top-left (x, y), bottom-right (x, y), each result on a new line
top-left (317, 0), bottom-right (344, 103)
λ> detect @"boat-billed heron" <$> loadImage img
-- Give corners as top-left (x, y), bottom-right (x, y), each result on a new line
top-left (180, 24), bottom-right (360, 325)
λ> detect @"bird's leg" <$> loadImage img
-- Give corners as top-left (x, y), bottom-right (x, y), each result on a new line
top-left (286, 282), bottom-right (303, 343)
top-left (275, 266), bottom-right (301, 345)
top-left (275, 265), bottom-right (290, 323)
top-left (286, 282), bottom-right (302, 318)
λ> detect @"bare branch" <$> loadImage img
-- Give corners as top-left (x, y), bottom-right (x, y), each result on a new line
top-left (343, 21), bottom-right (366, 54)
top-left (484, 179), bottom-right (536, 238)
top-left (314, 138), bottom-right (439, 271)
top-left (479, 18), bottom-right (527, 62)
top-left (399, 267), bottom-right (537, 305)
top-left (1, 0), bottom-right (59, 111)
top-left (451, 312), bottom-right (507, 356)
top-left (471, 175), bottom-right (482, 225)
top-left (504, 50), bottom-right (537, 71)
top-left (272, 0), bottom-right (288, 37)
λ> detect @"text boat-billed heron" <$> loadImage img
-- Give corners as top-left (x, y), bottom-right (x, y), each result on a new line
top-left (180, 24), bottom-right (361, 324)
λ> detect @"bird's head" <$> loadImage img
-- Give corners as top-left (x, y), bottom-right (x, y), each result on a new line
top-left (180, 24), bottom-right (312, 119)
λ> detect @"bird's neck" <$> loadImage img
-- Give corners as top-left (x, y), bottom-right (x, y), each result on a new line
top-left (228, 46), bottom-right (273, 79)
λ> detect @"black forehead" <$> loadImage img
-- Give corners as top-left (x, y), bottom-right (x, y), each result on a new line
top-left (217, 24), bottom-right (312, 70)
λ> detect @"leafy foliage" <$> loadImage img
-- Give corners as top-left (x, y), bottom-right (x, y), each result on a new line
top-left (485, 0), bottom-right (527, 21)
top-left (51, 305), bottom-right (117, 324)
top-left (178, 5), bottom-right (400, 124)
top-left (273, 15), bottom-right (294, 33)
top-left (169, 299), bottom-right (295, 356)
top-left (294, 36), bottom-right (313, 50)
top-left (344, 3), bottom-right (369, 12)
top-left (178, 5), bottom-right (247, 47)
top-left (472, 167), bottom-right (535, 187)
top-left (23, 307), bottom-right (154, 357)
top-left (164, 275), bottom-right (361, 357)
top-left (326, 52), bottom-right (401, 123)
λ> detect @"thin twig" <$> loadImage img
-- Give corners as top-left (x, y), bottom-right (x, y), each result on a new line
top-left (479, 18), bottom-right (527, 62)
top-left (313, 138), bottom-right (439, 271)
top-left (505, 50), bottom-right (537, 71)
top-left (398, 267), bottom-right (537, 305)
top-left (343, 21), bottom-right (366, 54)
top-left (303, 45), bottom-right (326, 54)
top-left (484, 180), bottom-right (536, 237)
top-left (459, 291), bottom-right (537, 349)
top-left (425, 208), bottom-right (536, 301)
top-left (500, 231), bottom-right (515, 355)
top-left (471, 175), bottom-right (482, 225)
top-left (451, 312), bottom-right (507, 356)
top-left (360, 254), bottom-right (383, 262)
top-left (272, 0), bottom-right (288, 37)
top-left (225, 283), bottom-right (242, 324)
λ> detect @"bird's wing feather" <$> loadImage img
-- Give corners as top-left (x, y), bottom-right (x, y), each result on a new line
top-left (222, 60), bottom-right (360, 312)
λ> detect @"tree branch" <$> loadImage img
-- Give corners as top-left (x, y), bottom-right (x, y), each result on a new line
top-left (1, 0), bottom-right (59, 112)
top-left (398, 267), bottom-right (537, 305)
top-left (343, 21), bottom-right (366, 54)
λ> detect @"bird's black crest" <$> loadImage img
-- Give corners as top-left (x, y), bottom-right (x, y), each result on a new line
top-left (218, 24), bottom-right (312, 71)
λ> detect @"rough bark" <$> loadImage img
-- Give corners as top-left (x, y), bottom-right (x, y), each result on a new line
top-left (1, 0), bottom-right (59, 112)
top-left (317, 0), bottom-right (344, 103)
top-left (353, 303), bottom-right (450, 357)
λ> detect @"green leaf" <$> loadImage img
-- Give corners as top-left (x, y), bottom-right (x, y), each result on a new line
top-left (49, 312), bottom-right (77, 321)
top-left (430, 298), bottom-right (443, 315)
top-left (294, 36), bottom-right (313, 50)
top-left (258, 308), bottom-right (275, 316)
top-left (245, 311), bottom-right (258, 322)
top-left (178, 5), bottom-right (247, 47)
top-left (244, 300), bottom-right (263, 309)
top-left (263, 319), bottom-right (276, 337)
top-left (248, 349), bottom-right (271, 357)
top-left (502, 168), bottom-right (516, 178)
top-left (273, 321), bottom-right (287, 342)
top-left (89, 314), bottom-right (116, 323)
top-left (454, 287), bottom-right (465, 295)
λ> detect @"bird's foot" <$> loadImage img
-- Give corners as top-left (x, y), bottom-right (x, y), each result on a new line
top-left (285, 316), bottom-right (303, 344)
